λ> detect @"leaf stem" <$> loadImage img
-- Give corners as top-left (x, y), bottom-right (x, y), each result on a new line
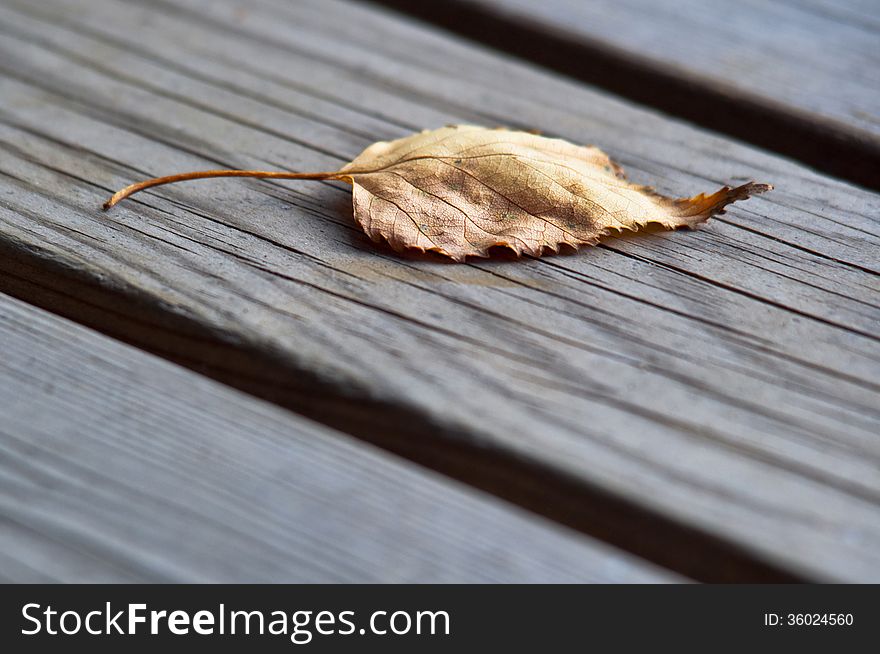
top-left (102, 169), bottom-right (344, 210)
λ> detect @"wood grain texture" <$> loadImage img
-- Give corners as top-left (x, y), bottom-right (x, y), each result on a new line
top-left (0, 292), bottom-right (674, 583)
top-left (373, 0), bottom-right (880, 190)
top-left (0, 0), bottom-right (877, 581)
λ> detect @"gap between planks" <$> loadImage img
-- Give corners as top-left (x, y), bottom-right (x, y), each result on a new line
top-left (367, 0), bottom-right (880, 192)
top-left (1, 292), bottom-right (681, 583)
top-left (0, 258), bottom-right (804, 583)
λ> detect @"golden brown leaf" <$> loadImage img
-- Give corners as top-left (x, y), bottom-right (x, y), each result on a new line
top-left (104, 125), bottom-right (771, 261)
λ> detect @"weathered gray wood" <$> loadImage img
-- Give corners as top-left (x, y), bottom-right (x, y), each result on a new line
top-left (374, 0), bottom-right (880, 189)
top-left (0, 0), bottom-right (877, 581)
top-left (432, 0), bottom-right (880, 139)
top-left (0, 292), bottom-right (675, 582)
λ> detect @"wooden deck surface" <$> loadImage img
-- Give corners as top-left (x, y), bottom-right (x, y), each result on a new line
top-left (421, 0), bottom-right (880, 142)
top-left (0, 293), bottom-right (676, 582)
top-left (0, 0), bottom-right (877, 582)
top-left (376, 0), bottom-right (880, 190)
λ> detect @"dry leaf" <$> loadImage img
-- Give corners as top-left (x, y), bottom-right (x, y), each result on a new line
top-left (104, 125), bottom-right (771, 261)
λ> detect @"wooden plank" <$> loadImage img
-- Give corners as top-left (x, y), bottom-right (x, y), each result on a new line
top-left (0, 292), bottom-right (674, 582)
top-left (373, 0), bottom-right (880, 191)
top-left (0, 0), bottom-right (877, 581)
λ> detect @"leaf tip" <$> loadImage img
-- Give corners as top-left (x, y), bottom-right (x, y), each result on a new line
top-left (673, 180), bottom-right (772, 226)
